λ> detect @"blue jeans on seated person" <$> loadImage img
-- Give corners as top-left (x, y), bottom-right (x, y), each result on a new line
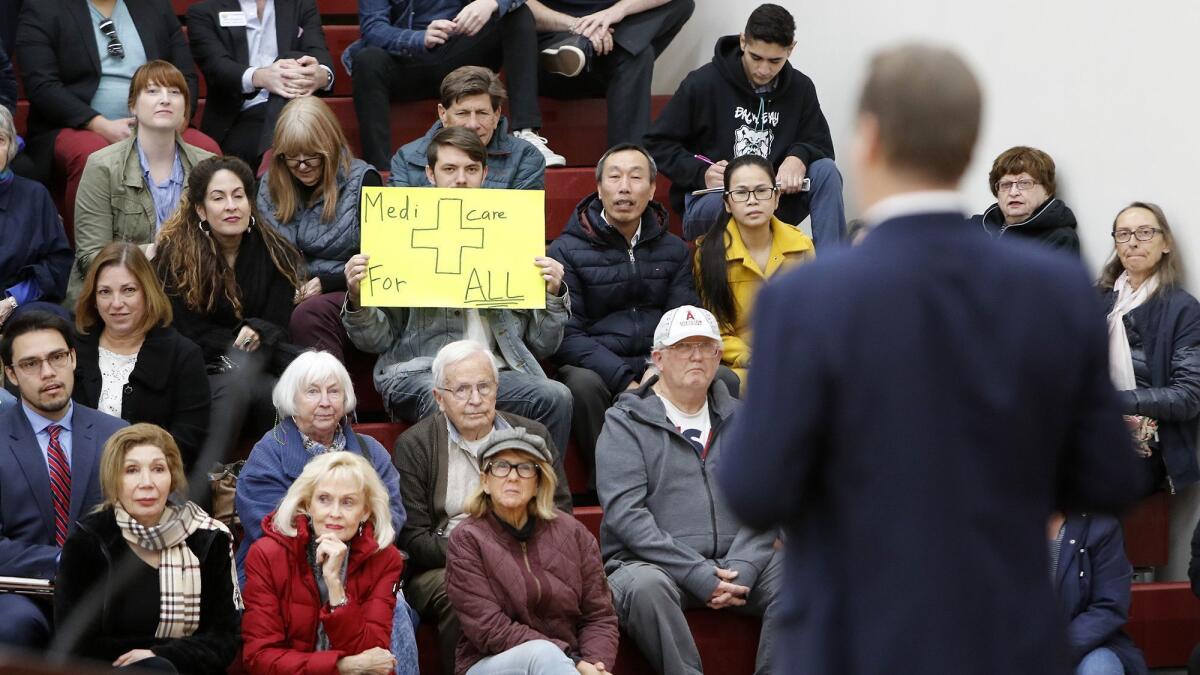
top-left (392, 592), bottom-right (420, 675)
top-left (682, 157), bottom-right (846, 249)
top-left (1076, 647), bottom-right (1124, 675)
top-left (385, 369), bottom-right (573, 456)
top-left (466, 639), bottom-right (577, 675)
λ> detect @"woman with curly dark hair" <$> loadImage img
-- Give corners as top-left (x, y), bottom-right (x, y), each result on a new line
top-left (154, 155), bottom-right (306, 439)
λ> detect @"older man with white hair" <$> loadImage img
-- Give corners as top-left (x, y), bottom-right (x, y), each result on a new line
top-left (392, 340), bottom-right (572, 675)
top-left (595, 305), bottom-right (779, 675)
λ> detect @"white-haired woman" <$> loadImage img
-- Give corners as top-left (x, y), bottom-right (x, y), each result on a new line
top-left (234, 350), bottom-right (405, 578)
top-left (0, 105), bottom-right (72, 329)
top-left (241, 451), bottom-right (407, 674)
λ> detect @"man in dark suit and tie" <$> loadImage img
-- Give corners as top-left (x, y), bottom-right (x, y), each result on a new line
top-left (0, 311), bottom-right (126, 647)
top-left (718, 44), bottom-right (1140, 674)
top-left (186, 0), bottom-right (335, 167)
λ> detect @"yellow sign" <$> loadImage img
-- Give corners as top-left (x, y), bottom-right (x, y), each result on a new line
top-left (359, 187), bottom-right (546, 309)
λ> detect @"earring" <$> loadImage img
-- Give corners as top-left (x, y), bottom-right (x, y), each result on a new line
top-left (199, 219), bottom-right (211, 234)
top-left (357, 521), bottom-right (365, 537)
top-left (248, 216), bottom-right (256, 232)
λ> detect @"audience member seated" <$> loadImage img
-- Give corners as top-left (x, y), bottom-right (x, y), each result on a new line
top-left (1190, 518), bottom-right (1200, 674)
top-left (187, 0), bottom-right (335, 168)
top-left (0, 106), bottom-right (73, 328)
top-left (445, 428), bottom-right (618, 675)
top-left (343, 127), bottom-right (573, 453)
top-left (242, 451), bottom-right (407, 675)
top-left (597, 305), bottom-right (779, 675)
top-left (0, 311), bottom-right (127, 648)
top-left (69, 60), bottom-right (217, 305)
top-left (154, 155), bottom-right (306, 439)
top-left (645, 4), bottom-right (845, 246)
top-left (258, 96), bottom-right (381, 363)
top-left (528, 0), bottom-right (694, 148)
top-left (53, 423), bottom-right (241, 673)
top-left (1049, 512), bottom-right (1148, 675)
top-left (72, 242), bottom-right (210, 470)
top-left (694, 155), bottom-right (812, 385)
top-left (235, 351), bottom-right (405, 575)
top-left (394, 340), bottom-right (572, 674)
top-left (14, 0), bottom-right (219, 231)
top-left (548, 143), bottom-right (718, 490)
top-left (389, 66), bottom-right (545, 190)
top-left (345, 0), bottom-right (564, 169)
top-left (973, 146), bottom-right (1080, 253)
top-left (1101, 202), bottom-right (1200, 578)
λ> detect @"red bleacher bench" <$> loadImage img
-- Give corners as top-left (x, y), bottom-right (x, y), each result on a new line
top-left (1129, 581), bottom-right (1200, 667)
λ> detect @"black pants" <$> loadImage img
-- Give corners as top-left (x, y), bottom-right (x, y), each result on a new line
top-left (537, 0), bottom-right (694, 147)
top-left (557, 362), bottom-right (739, 491)
top-left (351, 5), bottom-right (541, 168)
top-left (218, 98), bottom-right (290, 171)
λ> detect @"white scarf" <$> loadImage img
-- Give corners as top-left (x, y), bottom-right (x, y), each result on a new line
top-left (1107, 271), bottom-right (1159, 390)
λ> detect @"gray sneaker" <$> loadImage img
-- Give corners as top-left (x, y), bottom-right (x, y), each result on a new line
top-left (540, 35), bottom-right (589, 78)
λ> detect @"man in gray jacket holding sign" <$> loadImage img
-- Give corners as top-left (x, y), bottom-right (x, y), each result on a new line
top-left (596, 305), bottom-right (779, 675)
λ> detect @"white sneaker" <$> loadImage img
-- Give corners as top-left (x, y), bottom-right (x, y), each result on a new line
top-left (513, 129), bottom-right (566, 167)
top-left (540, 37), bottom-right (589, 78)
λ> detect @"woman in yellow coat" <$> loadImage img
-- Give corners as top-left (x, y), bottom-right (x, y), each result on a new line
top-left (695, 155), bottom-right (814, 385)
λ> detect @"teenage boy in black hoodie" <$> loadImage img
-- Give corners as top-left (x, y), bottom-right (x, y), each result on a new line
top-left (645, 3), bottom-right (847, 247)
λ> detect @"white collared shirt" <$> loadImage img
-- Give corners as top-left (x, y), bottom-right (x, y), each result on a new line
top-left (861, 190), bottom-right (965, 230)
top-left (237, 0), bottom-right (333, 110)
top-left (600, 209), bottom-right (641, 246)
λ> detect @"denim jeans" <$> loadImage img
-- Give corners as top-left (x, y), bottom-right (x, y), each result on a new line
top-left (384, 370), bottom-right (573, 457)
top-left (392, 593), bottom-right (420, 675)
top-left (682, 157), bottom-right (846, 249)
top-left (465, 639), bottom-right (577, 675)
top-left (1075, 647), bottom-right (1123, 675)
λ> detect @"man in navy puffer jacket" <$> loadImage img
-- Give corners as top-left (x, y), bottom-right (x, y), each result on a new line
top-left (548, 143), bottom-right (708, 490)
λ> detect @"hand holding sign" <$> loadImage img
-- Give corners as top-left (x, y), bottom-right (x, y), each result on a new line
top-left (359, 187), bottom-right (546, 309)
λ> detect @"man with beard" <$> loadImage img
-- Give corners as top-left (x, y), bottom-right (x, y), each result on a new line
top-left (0, 311), bottom-right (126, 647)
top-left (972, 145), bottom-right (1080, 254)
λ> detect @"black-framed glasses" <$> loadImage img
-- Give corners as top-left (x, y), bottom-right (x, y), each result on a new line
top-left (485, 460), bottom-right (540, 479)
top-left (996, 179), bottom-right (1038, 193)
top-left (726, 186), bottom-right (778, 202)
top-left (12, 350), bottom-right (72, 375)
top-left (98, 18), bottom-right (125, 59)
top-left (282, 155), bottom-right (324, 170)
top-left (1112, 227), bottom-right (1163, 244)
top-left (438, 382), bottom-right (495, 401)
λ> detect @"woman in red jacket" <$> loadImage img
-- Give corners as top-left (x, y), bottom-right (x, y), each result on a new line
top-left (445, 429), bottom-right (619, 675)
top-left (242, 450), bottom-right (404, 675)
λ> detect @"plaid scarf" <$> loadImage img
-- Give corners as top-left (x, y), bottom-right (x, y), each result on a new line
top-left (114, 501), bottom-right (244, 638)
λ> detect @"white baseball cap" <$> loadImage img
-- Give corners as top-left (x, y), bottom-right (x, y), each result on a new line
top-left (654, 305), bottom-right (721, 347)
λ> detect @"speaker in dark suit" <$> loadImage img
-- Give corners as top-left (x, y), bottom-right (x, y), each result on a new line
top-left (718, 44), bottom-right (1140, 674)
top-left (0, 311), bottom-right (127, 647)
top-left (186, 0), bottom-right (334, 166)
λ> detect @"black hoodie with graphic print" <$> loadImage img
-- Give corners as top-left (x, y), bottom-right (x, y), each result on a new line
top-left (645, 35), bottom-right (834, 216)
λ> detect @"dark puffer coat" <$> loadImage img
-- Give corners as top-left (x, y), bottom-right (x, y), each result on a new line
top-left (445, 511), bottom-right (618, 675)
top-left (1104, 285), bottom-right (1200, 488)
top-left (548, 193), bottom-right (699, 393)
top-left (974, 197), bottom-right (1080, 254)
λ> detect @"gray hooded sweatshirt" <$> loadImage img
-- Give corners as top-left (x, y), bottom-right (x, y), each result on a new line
top-left (597, 378), bottom-right (777, 601)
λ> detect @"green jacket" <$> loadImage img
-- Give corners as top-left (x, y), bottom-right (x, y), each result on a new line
top-left (67, 134), bottom-right (214, 304)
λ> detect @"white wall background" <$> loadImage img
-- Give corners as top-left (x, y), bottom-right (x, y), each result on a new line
top-left (650, 0), bottom-right (1200, 287)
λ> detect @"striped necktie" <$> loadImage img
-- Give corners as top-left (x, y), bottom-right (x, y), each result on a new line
top-left (46, 424), bottom-right (71, 547)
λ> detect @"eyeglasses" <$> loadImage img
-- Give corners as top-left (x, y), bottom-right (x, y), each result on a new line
top-left (664, 342), bottom-right (721, 357)
top-left (726, 186), bottom-right (778, 202)
top-left (98, 19), bottom-right (125, 59)
top-left (485, 460), bottom-right (540, 479)
top-left (1112, 227), bottom-right (1163, 244)
top-left (439, 382), bottom-right (496, 401)
top-left (12, 350), bottom-right (72, 375)
top-left (995, 179), bottom-right (1038, 193)
top-left (282, 155), bottom-right (324, 170)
